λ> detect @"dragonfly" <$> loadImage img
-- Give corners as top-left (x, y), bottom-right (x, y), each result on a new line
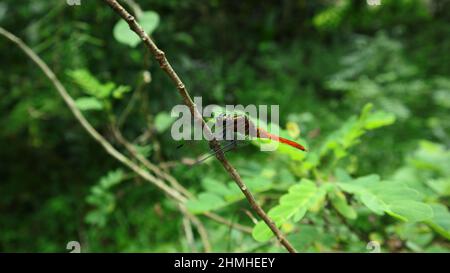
top-left (177, 113), bottom-right (307, 166)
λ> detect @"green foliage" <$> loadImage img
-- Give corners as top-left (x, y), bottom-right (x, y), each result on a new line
top-left (329, 188), bottom-right (357, 220)
top-left (1, 0), bottom-right (449, 253)
top-left (337, 175), bottom-right (433, 222)
top-left (292, 103), bottom-right (396, 175)
top-left (319, 103), bottom-right (395, 161)
top-left (68, 69), bottom-right (131, 99)
top-left (75, 96), bottom-right (104, 111)
top-left (154, 112), bottom-right (176, 133)
top-left (85, 169), bottom-right (125, 227)
top-left (252, 179), bottom-right (330, 242)
top-left (313, 0), bottom-right (349, 31)
top-left (187, 175), bottom-right (273, 214)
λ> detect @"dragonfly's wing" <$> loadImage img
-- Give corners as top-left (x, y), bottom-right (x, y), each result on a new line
top-left (191, 140), bottom-right (250, 167)
top-left (192, 141), bottom-right (237, 166)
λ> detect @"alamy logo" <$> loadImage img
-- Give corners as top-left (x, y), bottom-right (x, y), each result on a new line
top-left (66, 0), bottom-right (81, 6)
top-left (366, 241), bottom-right (381, 253)
top-left (367, 0), bottom-right (381, 6)
top-left (66, 241), bottom-right (81, 253)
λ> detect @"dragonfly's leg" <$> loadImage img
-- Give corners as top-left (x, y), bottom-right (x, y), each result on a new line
top-left (176, 143), bottom-right (184, 149)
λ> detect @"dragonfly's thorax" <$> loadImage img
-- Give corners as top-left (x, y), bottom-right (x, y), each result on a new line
top-left (214, 115), bottom-right (259, 141)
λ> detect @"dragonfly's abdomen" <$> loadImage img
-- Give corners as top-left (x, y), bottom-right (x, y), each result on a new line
top-left (257, 128), bottom-right (307, 151)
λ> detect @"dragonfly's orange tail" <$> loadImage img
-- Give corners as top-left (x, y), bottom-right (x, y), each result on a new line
top-left (258, 129), bottom-right (307, 151)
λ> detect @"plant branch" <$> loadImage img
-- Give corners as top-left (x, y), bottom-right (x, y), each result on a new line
top-left (179, 204), bottom-right (212, 252)
top-left (111, 125), bottom-right (193, 199)
top-left (103, 0), bottom-right (296, 253)
top-left (181, 208), bottom-right (197, 252)
top-left (203, 212), bottom-right (253, 234)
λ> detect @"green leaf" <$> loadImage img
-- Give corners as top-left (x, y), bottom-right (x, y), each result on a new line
top-left (360, 103), bottom-right (374, 121)
top-left (359, 192), bottom-right (386, 215)
top-left (338, 175), bottom-right (433, 222)
top-left (84, 169), bottom-right (124, 227)
top-left (99, 169), bottom-right (124, 189)
top-left (67, 69), bottom-right (129, 99)
top-left (364, 111), bottom-right (396, 129)
top-left (252, 221), bottom-right (275, 243)
top-left (187, 175), bottom-right (274, 216)
top-left (85, 210), bottom-right (107, 227)
top-left (337, 174), bottom-right (380, 192)
top-left (201, 178), bottom-right (236, 197)
top-left (410, 141), bottom-right (450, 176)
top-left (426, 204), bottom-right (450, 240)
top-left (75, 97), bottom-right (103, 111)
top-left (312, 2), bottom-right (347, 30)
top-left (113, 11), bottom-right (160, 47)
top-left (133, 144), bottom-right (153, 157)
top-left (335, 168), bottom-right (352, 182)
top-left (112, 85), bottom-right (131, 99)
top-left (386, 200), bottom-right (434, 222)
top-left (154, 112), bottom-right (176, 133)
top-left (319, 103), bottom-right (395, 163)
top-left (426, 178), bottom-right (450, 196)
top-left (223, 176), bottom-right (272, 202)
top-left (330, 188), bottom-right (357, 219)
top-left (186, 193), bottom-right (226, 214)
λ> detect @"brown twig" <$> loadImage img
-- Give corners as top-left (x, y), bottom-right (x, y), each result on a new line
top-left (111, 126), bottom-right (193, 198)
top-left (181, 209), bottom-right (197, 252)
top-left (102, 0), bottom-right (296, 252)
top-left (203, 212), bottom-right (253, 234)
top-left (179, 204), bottom-right (212, 252)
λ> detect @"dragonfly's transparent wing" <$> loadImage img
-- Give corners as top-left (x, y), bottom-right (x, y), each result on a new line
top-left (191, 139), bottom-right (250, 166)
top-left (193, 141), bottom-right (236, 164)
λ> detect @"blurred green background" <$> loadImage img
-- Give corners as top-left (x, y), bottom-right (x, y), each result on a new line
top-left (0, 0), bottom-right (449, 252)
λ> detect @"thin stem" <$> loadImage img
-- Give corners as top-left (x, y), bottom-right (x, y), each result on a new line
top-left (111, 125), bottom-right (193, 199)
top-left (179, 204), bottom-right (212, 252)
top-left (181, 209), bottom-right (197, 252)
top-left (203, 212), bottom-right (253, 234)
